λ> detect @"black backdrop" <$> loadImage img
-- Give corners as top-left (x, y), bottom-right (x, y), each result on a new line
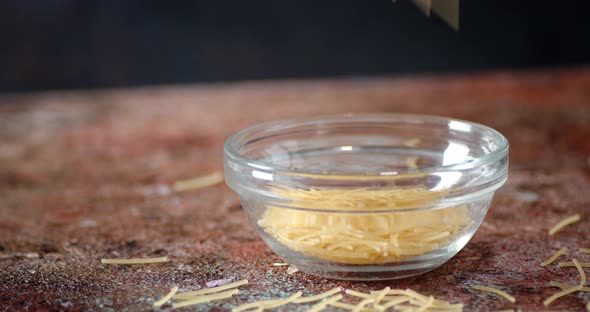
top-left (1, 0), bottom-right (589, 92)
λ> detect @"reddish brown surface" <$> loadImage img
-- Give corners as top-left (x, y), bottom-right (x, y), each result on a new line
top-left (1, 68), bottom-right (590, 311)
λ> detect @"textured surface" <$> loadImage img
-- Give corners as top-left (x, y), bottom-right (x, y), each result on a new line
top-left (1, 68), bottom-right (590, 311)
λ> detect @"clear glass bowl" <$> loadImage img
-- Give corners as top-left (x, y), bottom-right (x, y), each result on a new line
top-left (224, 114), bottom-right (509, 280)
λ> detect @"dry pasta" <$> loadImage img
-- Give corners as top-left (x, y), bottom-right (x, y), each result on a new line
top-left (259, 187), bottom-right (470, 264)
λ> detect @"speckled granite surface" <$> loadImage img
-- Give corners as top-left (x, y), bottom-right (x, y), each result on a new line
top-left (1, 68), bottom-right (590, 311)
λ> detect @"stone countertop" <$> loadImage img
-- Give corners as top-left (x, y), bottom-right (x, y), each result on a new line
top-left (1, 68), bottom-right (590, 311)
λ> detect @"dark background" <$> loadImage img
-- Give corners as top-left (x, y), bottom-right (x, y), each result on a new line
top-left (1, 0), bottom-right (589, 92)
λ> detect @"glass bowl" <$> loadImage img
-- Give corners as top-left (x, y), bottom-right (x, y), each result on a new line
top-left (224, 113), bottom-right (508, 280)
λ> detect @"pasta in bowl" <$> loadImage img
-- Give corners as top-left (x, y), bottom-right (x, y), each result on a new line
top-left (224, 114), bottom-right (508, 280)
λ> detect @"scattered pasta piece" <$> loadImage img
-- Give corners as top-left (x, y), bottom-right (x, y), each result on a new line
top-left (231, 301), bottom-right (262, 312)
top-left (174, 279), bottom-right (248, 299)
top-left (173, 171), bottom-right (224, 192)
top-left (293, 287), bottom-right (342, 303)
top-left (101, 256), bottom-right (168, 265)
top-left (416, 296), bottom-right (434, 312)
top-left (262, 291), bottom-right (302, 309)
top-left (307, 295), bottom-right (343, 312)
top-left (549, 214), bottom-right (581, 236)
top-left (370, 287), bottom-right (390, 306)
top-left (580, 248), bottom-right (590, 254)
top-left (340, 288), bottom-right (461, 312)
top-left (558, 261), bottom-right (590, 268)
top-left (272, 263), bottom-right (289, 266)
top-left (543, 285), bottom-right (583, 306)
top-left (352, 298), bottom-right (375, 312)
top-left (329, 301), bottom-right (362, 311)
top-left (574, 259), bottom-right (587, 285)
top-left (173, 289), bottom-right (239, 308)
top-left (543, 258), bottom-right (590, 306)
top-left (232, 291), bottom-right (302, 311)
top-left (473, 285), bottom-right (516, 303)
top-left (164, 284), bottom-right (462, 311)
top-left (153, 286), bottom-right (178, 307)
top-left (345, 289), bottom-right (373, 299)
top-left (540, 247), bottom-right (568, 267)
top-left (549, 281), bottom-right (590, 292)
top-left (377, 297), bottom-right (412, 310)
top-left (549, 281), bottom-right (576, 290)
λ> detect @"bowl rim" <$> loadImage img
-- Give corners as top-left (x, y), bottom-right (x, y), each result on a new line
top-left (224, 113), bottom-right (509, 177)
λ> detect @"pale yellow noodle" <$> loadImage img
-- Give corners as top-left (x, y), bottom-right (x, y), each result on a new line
top-left (549, 281), bottom-right (590, 292)
top-left (543, 285), bottom-right (583, 306)
top-left (174, 279), bottom-right (248, 299)
top-left (101, 256), bottom-right (168, 264)
top-left (173, 171), bottom-right (224, 192)
top-left (153, 286), bottom-right (178, 307)
top-left (574, 259), bottom-right (587, 285)
top-left (473, 285), bottom-right (516, 303)
top-left (259, 187), bottom-right (470, 265)
top-left (352, 298), bottom-right (375, 312)
top-left (416, 296), bottom-right (435, 312)
top-left (173, 289), bottom-right (238, 309)
top-left (548, 214), bottom-right (581, 235)
top-left (307, 295), bottom-right (343, 312)
top-left (540, 247), bottom-right (568, 267)
top-left (345, 289), bottom-right (372, 299)
top-left (293, 287), bottom-right (342, 303)
top-left (558, 261), bottom-right (590, 268)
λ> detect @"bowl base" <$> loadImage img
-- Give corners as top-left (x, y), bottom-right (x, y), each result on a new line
top-left (290, 255), bottom-right (449, 281)
top-left (297, 266), bottom-right (438, 281)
